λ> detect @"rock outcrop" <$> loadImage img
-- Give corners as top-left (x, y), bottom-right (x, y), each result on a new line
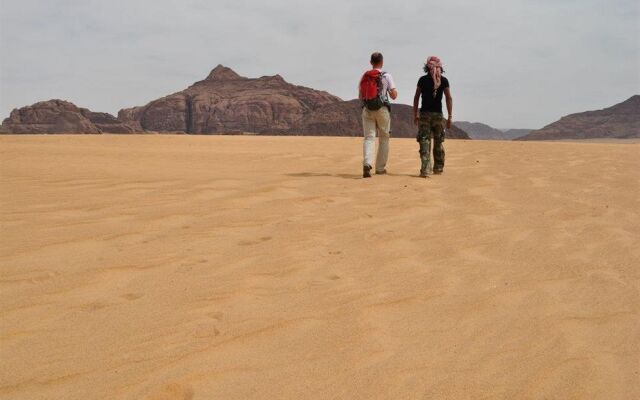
top-left (0, 99), bottom-right (140, 134)
top-left (0, 100), bottom-right (100, 134)
top-left (82, 111), bottom-right (142, 133)
top-left (1, 65), bottom-right (470, 139)
top-left (118, 65), bottom-right (470, 139)
top-left (517, 95), bottom-right (640, 140)
top-left (117, 65), bottom-right (342, 134)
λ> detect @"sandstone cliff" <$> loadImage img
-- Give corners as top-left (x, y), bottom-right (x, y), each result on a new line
top-left (118, 65), bottom-right (470, 139)
top-left (117, 65), bottom-right (341, 134)
top-left (0, 99), bottom-right (140, 134)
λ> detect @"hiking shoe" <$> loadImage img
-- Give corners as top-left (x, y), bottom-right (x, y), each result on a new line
top-left (376, 169), bottom-right (387, 175)
top-left (363, 165), bottom-right (372, 178)
top-left (420, 171), bottom-right (429, 178)
top-left (433, 169), bottom-right (443, 175)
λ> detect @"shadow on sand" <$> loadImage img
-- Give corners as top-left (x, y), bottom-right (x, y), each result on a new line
top-left (286, 172), bottom-right (361, 180)
top-left (286, 172), bottom-right (426, 180)
top-left (386, 172), bottom-right (427, 179)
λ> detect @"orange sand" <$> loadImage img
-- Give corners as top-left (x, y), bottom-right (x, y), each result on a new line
top-left (1, 135), bottom-right (639, 399)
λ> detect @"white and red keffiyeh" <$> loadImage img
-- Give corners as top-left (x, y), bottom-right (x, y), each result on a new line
top-left (426, 56), bottom-right (443, 98)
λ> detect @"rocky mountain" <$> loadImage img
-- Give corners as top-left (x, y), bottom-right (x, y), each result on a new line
top-left (117, 65), bottom-right (341, 134)
top-left (0, 99), bottom-right (140, 134)
top-left (517, 95), bottom-right (640, 140)
top-left (1, 65), bottom-right (470, 139)
top-left (118, 65), bottom-right (469, 139)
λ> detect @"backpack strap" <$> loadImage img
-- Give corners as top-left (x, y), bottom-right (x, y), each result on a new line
top-left (380, 71), bottom-right (391, 110)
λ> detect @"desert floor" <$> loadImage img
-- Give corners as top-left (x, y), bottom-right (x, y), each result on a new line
top-left (1, 135), bottom-right (639, 400)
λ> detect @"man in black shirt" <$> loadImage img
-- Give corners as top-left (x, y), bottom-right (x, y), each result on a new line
top-left (413, 56), bottom-right (453, 177)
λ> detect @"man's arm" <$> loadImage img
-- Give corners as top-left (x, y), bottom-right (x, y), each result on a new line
top-left (444, 87), bottom-right (453, 129)
top-left (413, 86), bottom-right (421, 125)
top-left (385, 73), bottom-right (398, 100)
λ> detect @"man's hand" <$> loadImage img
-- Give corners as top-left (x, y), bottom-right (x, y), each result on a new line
top-left (444, 87), bottom-right (453, 129)
top-left (413, 86), bottom-right (421, 126)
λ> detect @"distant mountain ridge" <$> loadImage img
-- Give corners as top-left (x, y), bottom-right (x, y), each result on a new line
top-left (1, 65), bottom-right (470, 139)
top-left (4, 66), bottom-right (635, 140)
top-left (501, 129), bottom-right (533, 140)
top-left (517, 96), bottom-right (640, 140)
top-left (456, 121), bottom-right (531, 140)
top-left (456, 121), bottom-right (504, 140)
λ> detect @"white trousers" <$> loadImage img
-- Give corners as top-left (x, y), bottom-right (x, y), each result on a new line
top-left (362, 107), bottom-right (391, 171)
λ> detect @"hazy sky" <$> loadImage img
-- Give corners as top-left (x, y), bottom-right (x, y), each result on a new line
top-left (1, 0), bottom-right (638, 128)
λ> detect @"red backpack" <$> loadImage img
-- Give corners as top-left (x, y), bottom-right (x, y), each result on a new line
top-left (359, 70), bottom-right (387, 110)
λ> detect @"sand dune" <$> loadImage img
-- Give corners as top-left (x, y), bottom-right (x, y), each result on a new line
top-left (1, 135), bottom-right (639, 399)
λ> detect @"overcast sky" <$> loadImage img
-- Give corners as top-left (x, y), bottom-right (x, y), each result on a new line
top-left (1, 0), bottom-right (638, 129)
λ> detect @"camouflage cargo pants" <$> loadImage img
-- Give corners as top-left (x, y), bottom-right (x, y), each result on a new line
top-left (417, 112), bottom-right (445, 174)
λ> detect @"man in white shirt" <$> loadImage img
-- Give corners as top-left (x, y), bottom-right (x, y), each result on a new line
top-left (359, 52), bottom-right (398, 178)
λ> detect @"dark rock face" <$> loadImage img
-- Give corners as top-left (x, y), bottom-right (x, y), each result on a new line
top-left (0, 99), bottom-right (140, 134)
top-left (0, 100), bottom-right (100, 134)
top-left (81, 111), bottom-right (142, 133)
top-left (118, 65), bottom-right (342, 134)
top-left (292, 99), bottom-right (363, 136)
top-left (119, 65), bottom-right (470, 139)
top-left (517, 95), bottom-right (640, 140)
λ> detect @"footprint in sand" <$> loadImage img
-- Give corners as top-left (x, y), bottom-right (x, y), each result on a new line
top-left (81, 301), bottom-right (109, 311)
top-left (176, 264), bottom-right (193, 273)
top-left (208, 311), bottom-right (224, 321)
top-left (194, 322), bottom-right (221, 338)
top-left (238, 236), bottom-right (273, 246)
top-left (143, 383), bottom-right (194, 400)
top-left (121, 293), bottom-right (143, 301)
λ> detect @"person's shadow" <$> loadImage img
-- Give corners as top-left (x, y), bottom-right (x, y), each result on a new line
top-left (286, 172), bottom-right (424, 180)
top-left (286, 172), bottom-right (361, 180)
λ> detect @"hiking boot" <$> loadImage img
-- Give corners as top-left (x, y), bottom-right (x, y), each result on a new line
top-left (419, 170), bottom-right (429, 178)
top-left (375, 169), bottom-right (387, 175)
top-left (363, 165), bottom-right (372, 178)
top-left (433, 169), bottom-right (443, 175)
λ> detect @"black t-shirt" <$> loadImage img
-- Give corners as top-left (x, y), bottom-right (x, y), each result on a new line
top-left (417, 75), bottom-right (450, 113)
